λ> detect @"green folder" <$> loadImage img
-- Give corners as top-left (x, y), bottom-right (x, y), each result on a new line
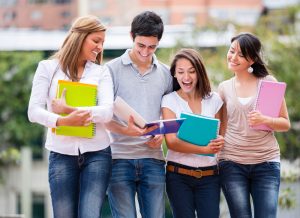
top-left (54, 80), bottom-right (97, 138)
top-left (178, 112), bottom-right (220, 157)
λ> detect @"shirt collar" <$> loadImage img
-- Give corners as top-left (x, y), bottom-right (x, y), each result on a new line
top-left (121, 49), bottom-right (159, 67)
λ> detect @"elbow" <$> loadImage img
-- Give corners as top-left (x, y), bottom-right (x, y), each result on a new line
top-left (103, 110), bottom-right (113, 123)
top-left (165, 138), bottom-right (177, 150)
top-left (283, 122), bottom-right (291, 132)
top-left (27, 107), bottom-right (36, 123)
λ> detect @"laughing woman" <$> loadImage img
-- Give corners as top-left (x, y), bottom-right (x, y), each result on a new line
top-left (162, 48), bottom-right (224, 218)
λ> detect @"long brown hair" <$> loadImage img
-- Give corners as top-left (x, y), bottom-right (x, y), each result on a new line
top-left (170, 48), bottom-right (211, 98)
top-left (51, 15), bottom-right (106, 81)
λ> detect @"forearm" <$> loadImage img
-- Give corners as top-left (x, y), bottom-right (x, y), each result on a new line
top-left (166, 136), bottom-right (212, 154)
top-left (80, 104), bottom-right (113, 123)
top-left (105, 120), bottom-right (128, 135)
top-left (265, 116), bottom-right (291, 132)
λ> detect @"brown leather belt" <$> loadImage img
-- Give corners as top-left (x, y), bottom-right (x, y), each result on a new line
top-left (167, 165), bottom-right (217, 179)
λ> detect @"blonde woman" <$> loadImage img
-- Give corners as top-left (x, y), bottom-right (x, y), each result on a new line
top-left (28, 15), bottom-right (113, 217)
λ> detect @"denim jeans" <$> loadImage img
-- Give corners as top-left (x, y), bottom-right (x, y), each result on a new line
top-left (219, 160), bottom-right (280, 218)
top-left (108, 158), bottom-right (165, 218)
top-left (48, 147), bottom-right (112, 218)
top-left (166, 162), bottom-right (220, 218)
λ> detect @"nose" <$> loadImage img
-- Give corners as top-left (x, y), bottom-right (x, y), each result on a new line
top-left (231, 52), bottom-right (238, 60)
top-left (183, 72), bottom-right (190, 80)
top-left (140, 47), bottom-right (150, 56)
top-left (97, 42), bottom-right (103, 50)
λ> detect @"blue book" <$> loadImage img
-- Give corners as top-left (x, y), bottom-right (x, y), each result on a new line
top-left (177, 112), bottom-right (220, 156)
top-left (144, 118), bottom-right (186, 136)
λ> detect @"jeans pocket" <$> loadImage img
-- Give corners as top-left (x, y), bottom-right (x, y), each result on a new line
top-left (266, 161), bottom-right (280, 171)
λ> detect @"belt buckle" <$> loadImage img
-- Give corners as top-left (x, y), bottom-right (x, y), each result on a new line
top-left (195, 169), bottom-right (203, 178)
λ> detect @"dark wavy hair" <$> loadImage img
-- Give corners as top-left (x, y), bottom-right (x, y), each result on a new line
top-left (170, 48), bottom-right (211, 98)
top-left (231, 33), bottom-right (269, 78)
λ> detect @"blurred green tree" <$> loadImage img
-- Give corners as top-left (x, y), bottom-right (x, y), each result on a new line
top-left (0, 51), bottom-right (45, 163)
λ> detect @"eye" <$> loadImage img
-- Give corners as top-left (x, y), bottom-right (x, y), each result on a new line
top-left (149, 45), bottom-right (157, 49)
top-left (138, 44), bottom-right (145, 48)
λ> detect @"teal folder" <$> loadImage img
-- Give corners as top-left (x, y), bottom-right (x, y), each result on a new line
top-left (177, 112), bottom-right (220, 156)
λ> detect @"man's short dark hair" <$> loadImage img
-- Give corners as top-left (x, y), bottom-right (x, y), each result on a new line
top-left (131, 11), bottom-right (164, 41)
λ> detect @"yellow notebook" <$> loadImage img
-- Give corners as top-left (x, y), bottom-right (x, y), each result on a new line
top-left (54, 80), bottom-right (97, 138)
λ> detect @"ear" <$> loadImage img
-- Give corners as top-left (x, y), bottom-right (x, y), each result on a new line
top-left (130, 32), bottom-right (134, 41)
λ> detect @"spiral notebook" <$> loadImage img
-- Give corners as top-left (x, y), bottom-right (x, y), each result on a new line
top-left (252, 80), bottom-right (286, 131)
top-left (54, 80), bottom-right (97, 138)
top-left (177, 112), bottom-right (220, 156)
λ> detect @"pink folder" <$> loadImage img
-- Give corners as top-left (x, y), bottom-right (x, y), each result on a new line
top-left (252, 80), bottom-right (286, 131)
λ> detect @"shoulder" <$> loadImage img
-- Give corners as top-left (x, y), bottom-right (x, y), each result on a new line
top-left (35, 59), bottom-right (59, 77)
top-left (106, 56), bottom-right (122, 66)
top-left (205, 92), bottom-right (223, 104)
top-left (38, 59), bottom-right (58, 68)
top-left (218, 78), bottom-right (233, 88)
top-left (162, 91), bottom-right (176, 103)
top-left (156, 61), bottom-right (171, 75)
top-left (263, 75), bottom-right (277, 82)
top-left (162, 91), bottom-right (177, 108)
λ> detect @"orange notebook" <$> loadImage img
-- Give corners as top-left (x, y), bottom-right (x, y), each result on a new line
top-left (252, 80), bottom-right (286, 131)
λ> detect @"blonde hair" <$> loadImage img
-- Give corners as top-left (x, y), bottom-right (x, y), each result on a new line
top-left (51, 15), bottom-right (106, 81)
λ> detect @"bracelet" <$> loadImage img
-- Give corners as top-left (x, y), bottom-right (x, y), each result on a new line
top-left (272, 118), bottom-right (275, 126)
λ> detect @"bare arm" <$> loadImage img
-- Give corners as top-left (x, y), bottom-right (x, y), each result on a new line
top-left (248, 98), bottom-right (290, 132)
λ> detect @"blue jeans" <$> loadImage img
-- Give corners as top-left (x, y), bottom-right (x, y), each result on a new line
top-left (48, 147), bottom-right (112, 218)
top-left (166, 162), bottom-right (220, 218)
top-left (108, 158), bottom-right (165, 218)
top-left (219, 160), bottom-right (280, 218)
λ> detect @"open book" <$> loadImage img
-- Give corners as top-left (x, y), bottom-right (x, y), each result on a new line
top-left (252, 80), bottom-right (286, 131)
top-left (177, 112), bottom-right (220, 156)
top-left (113, 96), bottom-right (185, 135)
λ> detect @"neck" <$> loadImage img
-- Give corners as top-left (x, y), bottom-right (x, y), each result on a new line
top-left (234, 70), bottom-right (256, 83)
top-left (177, 89), bottom-right (200, 101)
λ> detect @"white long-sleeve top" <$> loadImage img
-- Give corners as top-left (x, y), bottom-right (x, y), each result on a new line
top-left (28, 59), bottom-right (114, 155)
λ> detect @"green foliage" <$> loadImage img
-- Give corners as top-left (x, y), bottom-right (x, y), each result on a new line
top-left (254, 6), bottom-right (300, 160)
top-left (0, 51), bottom-right (45, 151)
top-left (0, 147), bottom-right (20, 183)
top-left (279, 187), bottom-right (297, 209)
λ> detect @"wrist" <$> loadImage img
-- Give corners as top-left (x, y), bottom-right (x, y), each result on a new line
top-left (64, 106), bottom-right (76, 114)
top-left (56, 116), bottom-right (67, 126)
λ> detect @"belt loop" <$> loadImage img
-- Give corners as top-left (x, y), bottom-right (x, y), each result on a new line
top-left (174, 166), bottom-right (178, 173)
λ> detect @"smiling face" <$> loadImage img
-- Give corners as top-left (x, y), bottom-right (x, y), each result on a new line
top-left (79, 31), bottom-right (105, 63)
top-left (130, 35), bottom-right (159, 64)
top-left (175, 58), bottom-right (198, 94)
top-left (227, 40), bottom-right (254, 73)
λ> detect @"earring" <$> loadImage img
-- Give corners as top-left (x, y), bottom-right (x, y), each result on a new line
top-left (248, 66), bottom-right (253, 73)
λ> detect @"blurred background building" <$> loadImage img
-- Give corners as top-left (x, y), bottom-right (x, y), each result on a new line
top-left (0, 0), bottom-right (300, 218)
top-left (0, 0), bottom-right (264, 30)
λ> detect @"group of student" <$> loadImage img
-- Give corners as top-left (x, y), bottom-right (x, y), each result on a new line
top-left (28, 10), bottom-right (290, 218)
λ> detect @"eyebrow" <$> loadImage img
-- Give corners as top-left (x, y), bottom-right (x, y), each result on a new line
top-left (137, 42), bottom-right (157, 47)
